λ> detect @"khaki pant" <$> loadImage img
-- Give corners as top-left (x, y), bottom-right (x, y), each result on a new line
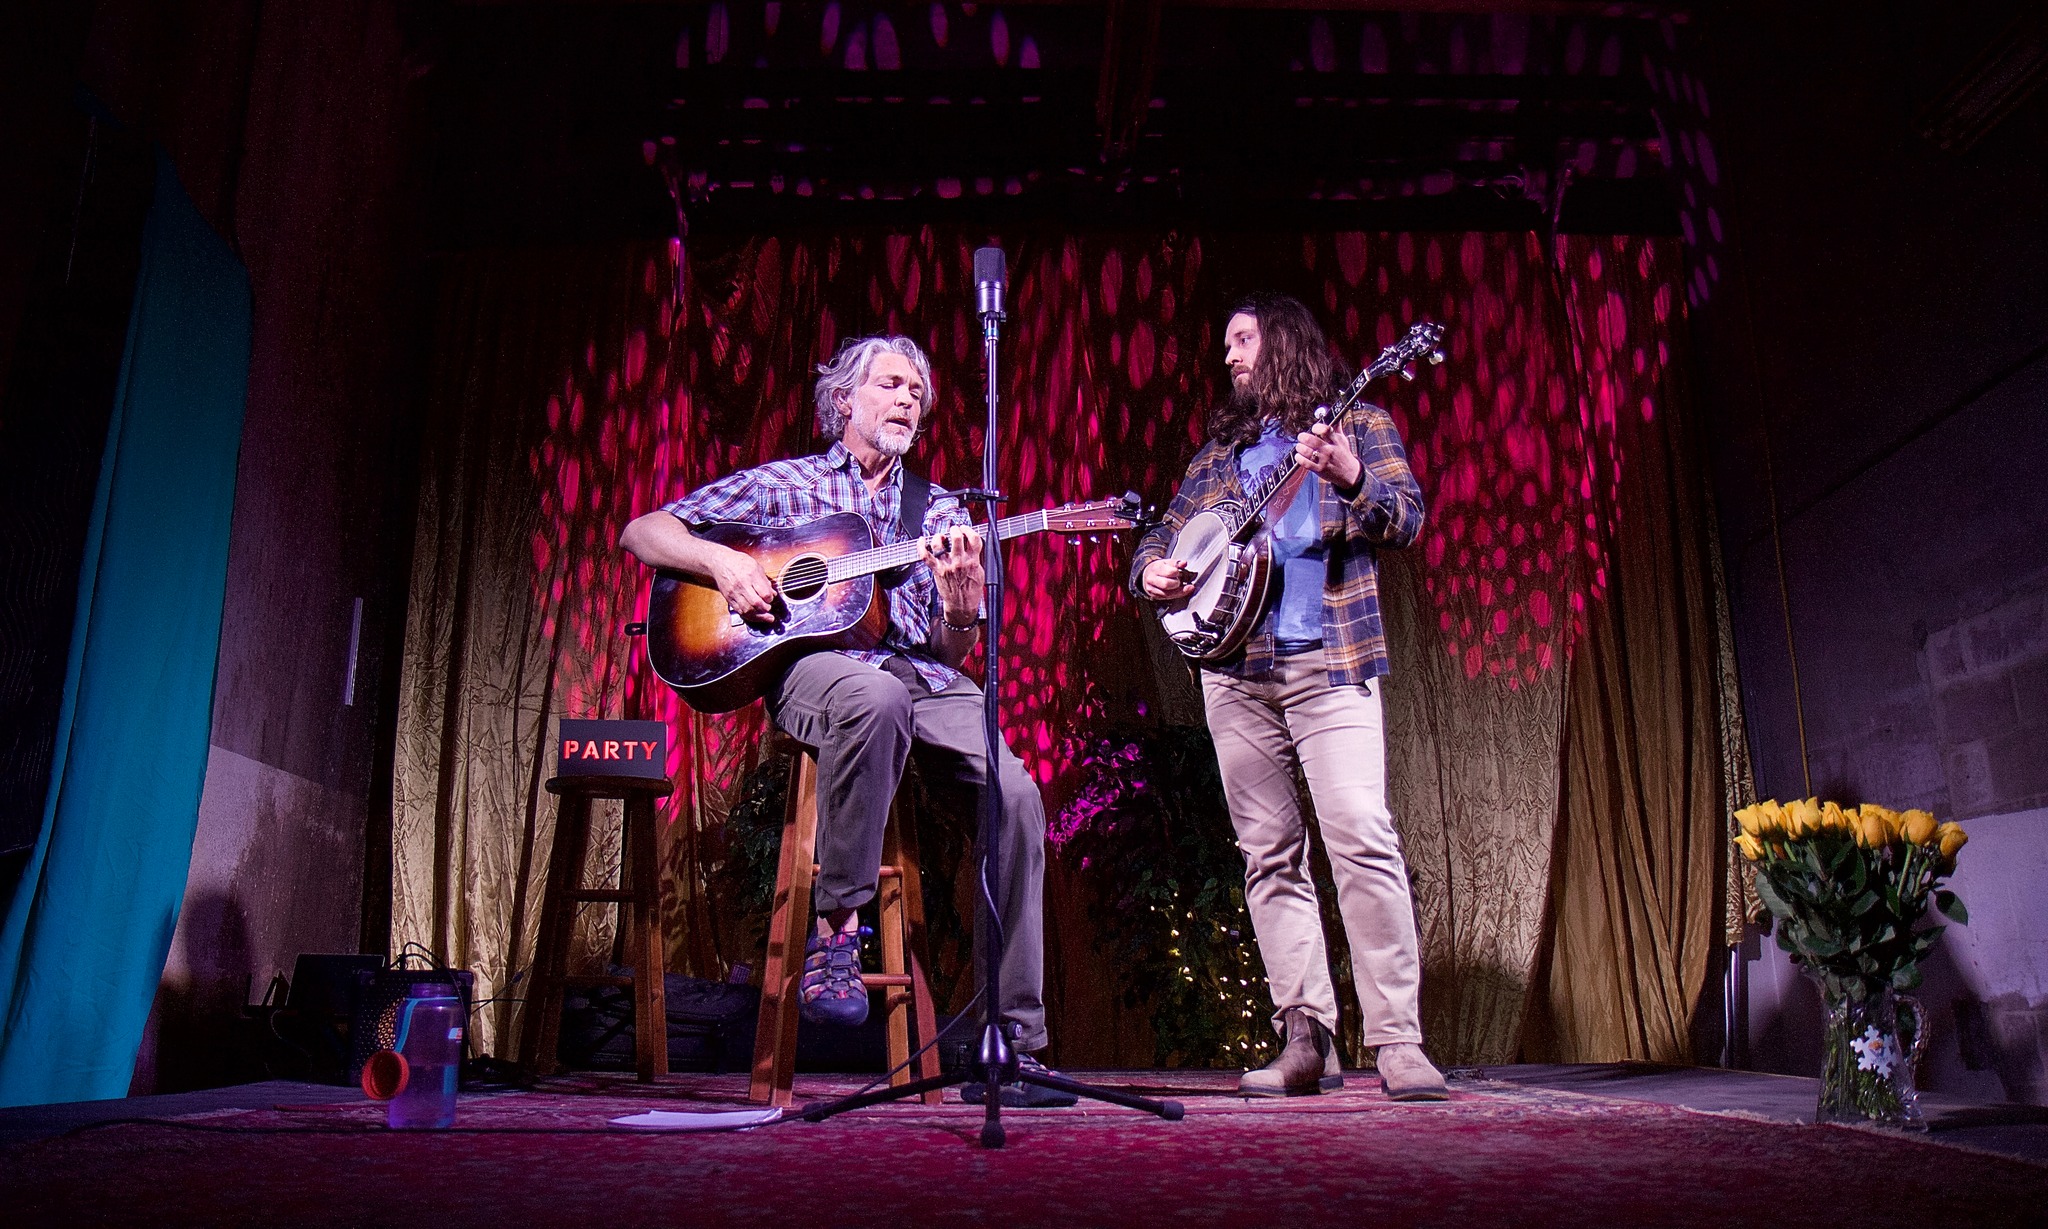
top-left (1201, 650), bottom-right (1424, 1047)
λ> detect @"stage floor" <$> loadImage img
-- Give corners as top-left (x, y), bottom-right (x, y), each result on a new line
top-left (5, 1064), bottom-right (2046, 1226)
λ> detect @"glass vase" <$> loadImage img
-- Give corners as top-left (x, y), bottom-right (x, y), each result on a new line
top-left (1813, 977), bottom-right (1926, 1130)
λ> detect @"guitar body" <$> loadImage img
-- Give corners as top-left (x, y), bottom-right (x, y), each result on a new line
top-left (1156, 506), bottom-right (1275, 662)
top-left (644, 513), bottom-right (888, 713)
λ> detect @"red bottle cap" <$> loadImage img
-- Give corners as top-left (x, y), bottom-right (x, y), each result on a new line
top-left (361, 1049), bottom-right (411, 1100)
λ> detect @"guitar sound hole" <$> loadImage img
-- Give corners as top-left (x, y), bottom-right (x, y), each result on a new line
top-left (779, 554), bottom-right (830, 602)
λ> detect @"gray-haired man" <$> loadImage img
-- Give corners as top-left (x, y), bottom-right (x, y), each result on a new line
top-left (620, 335), bottom-right (1071, 1106)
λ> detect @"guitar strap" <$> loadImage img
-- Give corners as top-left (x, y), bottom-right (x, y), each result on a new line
top-left (899, 466), bottom-right (931, 542)
top-left (877, 466), bottom-right (931, 589)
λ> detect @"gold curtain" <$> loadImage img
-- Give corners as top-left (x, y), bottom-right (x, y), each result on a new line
top-left (1381, 551), bottom-right (1570, 1063)
top-left (1520, 238), bottom-right (1731, 1064)
top-left (391, 250), bottom-right (749, 1057)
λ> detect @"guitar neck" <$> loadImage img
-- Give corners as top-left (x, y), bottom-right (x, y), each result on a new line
top-left (823, 509), bottom-right (1060, 583)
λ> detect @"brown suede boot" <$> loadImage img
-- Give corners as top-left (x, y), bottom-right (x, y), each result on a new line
top-left (1237, 1008), bottom-right (1344, 1097)
top-left (1375, 1042), bottom-right (1449, 1101)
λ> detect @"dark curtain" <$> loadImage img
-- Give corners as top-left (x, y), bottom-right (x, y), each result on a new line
top-left (393, 227), bottom-right (1732, 1066)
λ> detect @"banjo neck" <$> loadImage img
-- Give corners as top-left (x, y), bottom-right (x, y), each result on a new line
top-left (1235, 352), bottom-right (1401, 529)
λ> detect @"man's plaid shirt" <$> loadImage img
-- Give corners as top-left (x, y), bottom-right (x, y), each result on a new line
top-left (662, 441), bottom-right (973, 691)
top-left (1129, 404), bottom-right (1425, 686)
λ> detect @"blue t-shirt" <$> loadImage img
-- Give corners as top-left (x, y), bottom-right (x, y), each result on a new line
top-left (1237, 425), bottom-right (1325, 649)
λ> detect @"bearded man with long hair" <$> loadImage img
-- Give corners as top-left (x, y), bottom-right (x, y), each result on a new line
top-left (1130, 293), bottom-right (1445, 1100)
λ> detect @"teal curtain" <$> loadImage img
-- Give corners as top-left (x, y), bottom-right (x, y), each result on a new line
top-left (0, 151), bottom-right (249, 1106)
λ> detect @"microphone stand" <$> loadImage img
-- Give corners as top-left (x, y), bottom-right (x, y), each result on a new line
top-left (799, 249), bottom-right (1184, 1148)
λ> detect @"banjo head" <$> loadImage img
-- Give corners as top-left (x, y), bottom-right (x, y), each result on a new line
top-left (1156, 508), bottom-right (1238, 650)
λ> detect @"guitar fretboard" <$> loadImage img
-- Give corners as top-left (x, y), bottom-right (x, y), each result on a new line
top-left (822, 509), bottom-right (1062, 583)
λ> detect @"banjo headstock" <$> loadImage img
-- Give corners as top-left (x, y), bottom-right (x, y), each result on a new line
top-left (1363, 320), bottom-right (1446, 384)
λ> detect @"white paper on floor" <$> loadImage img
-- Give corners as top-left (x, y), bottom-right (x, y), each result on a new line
top-left (606, 1107), bottom-right (784, 1132)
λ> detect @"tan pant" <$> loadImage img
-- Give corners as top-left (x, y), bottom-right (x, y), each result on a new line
top-left (1201, 650), bottom-right (1424, 1047)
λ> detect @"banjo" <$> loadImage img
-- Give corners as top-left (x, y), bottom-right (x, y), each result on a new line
top-left (1155, 321), bottom-right (1445, 660)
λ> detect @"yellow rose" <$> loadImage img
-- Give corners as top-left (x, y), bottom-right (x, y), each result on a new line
top-left (1820, 801), bottom-right (1851, 831)
top-left (1936, 822), bottom-right (1968, 861)
top-left (1735, 832), bottom-right (1764, 861)
top-left (1902, 809), bottom-right (1938, 845)
top-left (1860, 804), bottom-right (1899, 840)
top-left (1787, 797), bottom-right (1822, 837)
top-left (1855, 811), bottom-right (1890, 848)
top-left (1734, 804), bottom-right (1765, 837)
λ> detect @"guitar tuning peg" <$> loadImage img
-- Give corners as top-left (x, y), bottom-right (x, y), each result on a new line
top-left (1429, 350), bottom-right (1445, 365)
top-left (1399, 367), bottom-right (1416, 382)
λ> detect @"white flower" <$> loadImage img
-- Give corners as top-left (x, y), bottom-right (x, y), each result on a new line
top-left (1851, 1025), bottom-right (1897, 1076)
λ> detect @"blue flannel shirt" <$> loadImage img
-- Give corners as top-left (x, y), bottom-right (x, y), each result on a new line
top-left (661, 442), bottom-right (973, 691)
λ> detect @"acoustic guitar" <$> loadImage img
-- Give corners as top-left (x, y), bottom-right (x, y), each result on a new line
top-left (644, 496), bottom-right (1140, 712)
top-left (1155, 321), bottom-right (1445, 660)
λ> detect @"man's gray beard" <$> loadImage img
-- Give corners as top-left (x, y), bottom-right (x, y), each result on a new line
top-left (871, 424), bottom-right (914, 458)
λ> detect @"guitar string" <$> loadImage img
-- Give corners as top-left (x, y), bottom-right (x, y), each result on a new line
top-left (759, 504), bottom-right (1128, 593)
top-left (818, 509), bottom-right (1049, 584)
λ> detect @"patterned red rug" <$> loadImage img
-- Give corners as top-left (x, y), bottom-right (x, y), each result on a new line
top-left (7, 1071), bottom-right (2042, 1227)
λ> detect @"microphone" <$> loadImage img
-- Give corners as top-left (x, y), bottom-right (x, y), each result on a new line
top-left (974, 246), bottom-right (1006, 320)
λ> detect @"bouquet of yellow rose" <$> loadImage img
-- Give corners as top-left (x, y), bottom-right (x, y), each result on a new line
top-left (1734, 797), bottom-right (1969, 1128)
top-left (1733, 798), bottom-right (1969, 1000)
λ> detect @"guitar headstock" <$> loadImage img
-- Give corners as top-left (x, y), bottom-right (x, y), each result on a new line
top-left (1362, 320), bottom-right (1448, 384)
top-left (1042, 495), bottom-right (1142, 533)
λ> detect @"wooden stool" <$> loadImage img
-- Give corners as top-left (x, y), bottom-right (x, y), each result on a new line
top-left (749, 737), bottom-right (942, 1107)
top-left (521, 774), bottom-right (674, 1082)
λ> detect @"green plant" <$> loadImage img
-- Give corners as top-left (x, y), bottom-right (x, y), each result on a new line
top-left (1055, 724), bottom-right (1274, 1067)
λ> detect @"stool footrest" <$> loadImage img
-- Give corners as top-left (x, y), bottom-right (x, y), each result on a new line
top-left (810, 865), bottom-right (901, 878)
top-left (859, 973), bottom-right (912, 988)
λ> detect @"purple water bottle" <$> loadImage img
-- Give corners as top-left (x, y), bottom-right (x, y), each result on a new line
top-left (386, 984), bottom-right (465, 1129)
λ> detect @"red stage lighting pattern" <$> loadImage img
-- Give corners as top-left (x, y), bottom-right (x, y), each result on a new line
top-left (529, 230), bottom-right (1683, 824)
